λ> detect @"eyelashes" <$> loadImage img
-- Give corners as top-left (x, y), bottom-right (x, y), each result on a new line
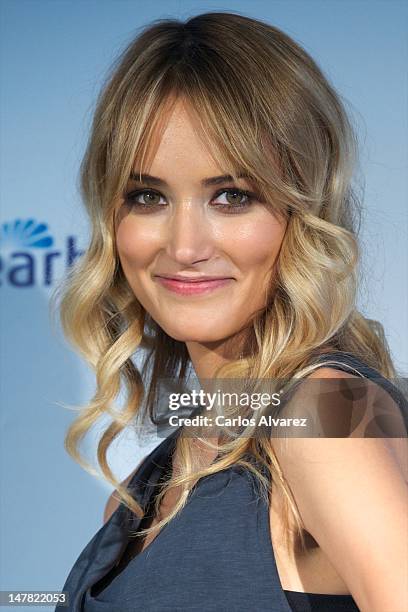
top-left (123, 187), bottom-right (259, 214)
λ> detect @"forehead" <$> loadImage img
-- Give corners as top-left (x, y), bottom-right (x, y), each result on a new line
top-left (132, 97), bottom-right (230, 180)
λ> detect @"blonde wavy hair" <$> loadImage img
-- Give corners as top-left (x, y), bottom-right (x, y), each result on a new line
top-left (51, 11), bottom-right (398, 552)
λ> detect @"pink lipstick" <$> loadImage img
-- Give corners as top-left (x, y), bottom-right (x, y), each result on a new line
top-left (154, 275), bottom-right (233, 296)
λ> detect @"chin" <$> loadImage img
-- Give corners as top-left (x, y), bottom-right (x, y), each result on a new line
top-left (159, 321), bottom-right (230, 344)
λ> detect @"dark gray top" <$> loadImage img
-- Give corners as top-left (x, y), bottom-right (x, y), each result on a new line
top-left (56, 351), bottom-right (408, 611)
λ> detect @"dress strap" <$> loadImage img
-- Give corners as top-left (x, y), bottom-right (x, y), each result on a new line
top-left (311, 350), bottom-right (408, 427)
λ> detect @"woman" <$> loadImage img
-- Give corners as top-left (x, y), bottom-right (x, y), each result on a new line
top-left (54, 11), bottom-right (408, 612)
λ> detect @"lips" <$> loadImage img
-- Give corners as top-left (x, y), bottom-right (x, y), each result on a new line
top-left (155, 274), bottom-right (232, 282)
top-left (154, 275), bottom-right (234, 296)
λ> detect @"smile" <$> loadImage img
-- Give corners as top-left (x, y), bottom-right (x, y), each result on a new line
top-left (154, 276), bottom-right (234, 296)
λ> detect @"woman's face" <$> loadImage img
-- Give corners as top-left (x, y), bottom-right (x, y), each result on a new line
top-left (115, 98), bottom-right (287, 344)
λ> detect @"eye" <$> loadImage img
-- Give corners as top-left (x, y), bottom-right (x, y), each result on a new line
top-left (124, 189), bottom-right (166, 209)
top-left (211, 188), bottom-right (256, 212)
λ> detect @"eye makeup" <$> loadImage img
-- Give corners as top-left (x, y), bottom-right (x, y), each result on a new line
top-left (123, 185), bottom-right (262, 215)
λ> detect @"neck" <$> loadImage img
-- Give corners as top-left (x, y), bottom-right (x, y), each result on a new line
top-left (186, 328), bottom-right (251, 381)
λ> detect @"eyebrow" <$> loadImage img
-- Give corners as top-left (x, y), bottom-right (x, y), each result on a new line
top-left (128, 171), bottom-right (252, 187)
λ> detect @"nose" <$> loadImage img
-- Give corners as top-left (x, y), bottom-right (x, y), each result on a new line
top-left (165, 199), bottom-right (213, 265)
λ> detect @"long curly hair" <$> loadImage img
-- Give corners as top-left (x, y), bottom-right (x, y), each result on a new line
top-left (51, 11), bottom-right (397, 552)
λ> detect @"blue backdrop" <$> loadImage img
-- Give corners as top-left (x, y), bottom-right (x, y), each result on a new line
top-left (0, 1), bottom-right (407, 608)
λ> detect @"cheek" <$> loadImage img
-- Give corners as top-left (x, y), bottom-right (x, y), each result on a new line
top-left (115, 220), bottom-right (159, 268)
top-left (224, 216), bottom-right (286, 268)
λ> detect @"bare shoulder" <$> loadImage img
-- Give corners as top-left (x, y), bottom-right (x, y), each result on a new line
top-left (103, 460), bottom-right (144, 524)
top-left (271, 365), bottom-right (408, 609)
top-left (305, 365), bottom-right (407, 477)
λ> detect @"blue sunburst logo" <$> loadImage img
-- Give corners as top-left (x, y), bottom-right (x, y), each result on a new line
top-left (0, 219), bottom-right (54, 249)
top-left (0, 218), bottom-right (83, 287)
